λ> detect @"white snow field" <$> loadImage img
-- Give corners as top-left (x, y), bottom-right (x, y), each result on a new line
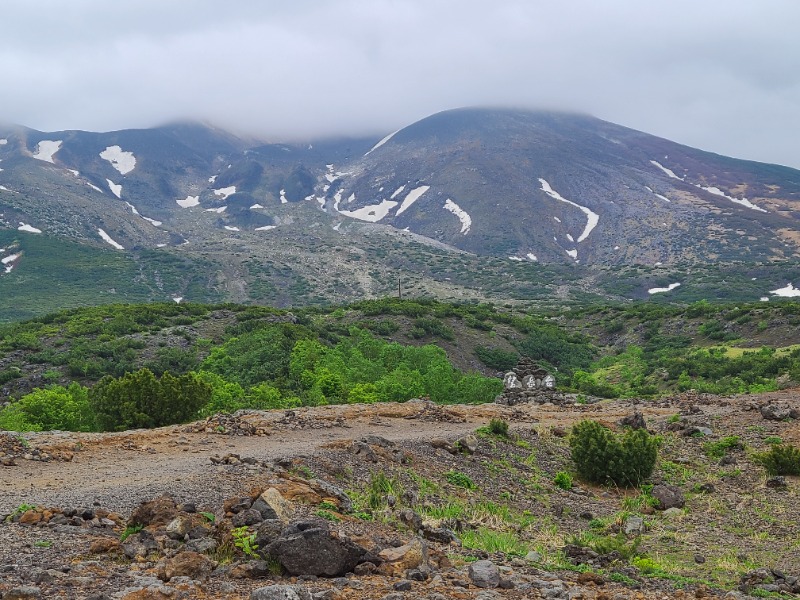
top-left (770, 283), bottom-right (800, 298)
top-left (696, 184), bottom-right (766, 213)
top-left (107, 179), bottom-right (122, 198)
top-left (390, 185), bottom-right (406, 200)
top-left (214, 186), bottom-right (236, 200)
top-left (443, 198), bottom-right (472, 234)
top-left (365, 129), bottom-right (400, 155)
top-left (538, 179), bottom-right (599, 243)
top-left (339, 200), bottom-right (399, 222)
top-left (650, 160), bottom-right (684, 180)
top-left (100, 145), bottom-right (136, 175)
top-left (18, 223), bottom-right (42, 233)
top-left (648, 282), bottom-right (681, 294)
top-left (177, 195), bottom-right (200, 208)
top-left (33, 140), bottom-right (62, 163)
top-left (98, 229), bottom-right (124, 250)
top-left (396, 186), bottom-right (429, 216)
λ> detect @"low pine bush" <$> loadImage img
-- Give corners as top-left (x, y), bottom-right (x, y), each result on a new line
top-left (569, 420), bottom-right (659, 487)
top-left (755, 444), bottom-right (800, 476)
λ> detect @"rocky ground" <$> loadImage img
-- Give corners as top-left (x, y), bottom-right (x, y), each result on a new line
top-left (0, 391), bottom-right (798, 600)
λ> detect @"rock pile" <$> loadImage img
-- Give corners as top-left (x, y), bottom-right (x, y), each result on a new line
top-left (494, 357), bottom-right (568, 406)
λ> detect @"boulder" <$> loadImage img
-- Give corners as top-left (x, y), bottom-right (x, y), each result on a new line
top-left (266, 520), bottom-right (368, 577)
top-left (651, 484), bottom-right (685, 510)
top-left (252, 488), bottom-right (294, 522)
top-left (310, 479), bottom-right (353, 513)
top-left (122, 530), bottom-right (160, 559)
top-left (760, 404), bottom-right (796, 420)
top-left (251, 585), bottom-right (312, 600)
top-left (619, 411), bottom-right (647, 430)
top-left (157, 551), bottom-right (215, 581)
top-left (378, 538), bottom-right (426, 577)
top-left (3, 587), bottom-right (42, 600)
top-left (232, 508), bottom-right (265, 527)
top-left (468, 560), bottom-right (500, 589)
top-left (454, 434), bottom-right (479, 455)
top-left (128, 496), bottom-right (179, 528)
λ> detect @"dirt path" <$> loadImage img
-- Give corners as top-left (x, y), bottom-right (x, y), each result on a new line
top-left (2, 399), bottom-right (670, 514)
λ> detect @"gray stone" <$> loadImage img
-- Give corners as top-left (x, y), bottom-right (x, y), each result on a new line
top-left (266, 520), bottom-right (368, 576)
top-left (651, 484), bottom-right (685, 509)
top-left (185, 537), bottom-right (218, 554)
top-left (760, 404), bottom-right (794, 421)
top-left (468, 560), bottom-right (500, 589)
top-left (524, 550), bottom-right (542, 562)
top-left (251, 585), bottom-right (312, 600)
top-left (252, 488), bottom-right (294, 522)
top-left (662, 507), bottom-right (683, 518)
top-left (232, 508), bottom-right (264, 527)
top-left (623, 516), bottom-right (644, 535)
top-left (393, 580), bottom-right (412, 591)
top-left (3, 586), bottom-right (42, 600)
top-left (121, 530), bottom-right (160, 559)
top-left (454, 434), bottom-right (479, 455)
top-left (311, 479), bottom-right (353, 513)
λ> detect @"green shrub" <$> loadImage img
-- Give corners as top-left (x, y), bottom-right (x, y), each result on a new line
top-left (474, 346), bottom-right (519, 371)
top-left (553, 471), bottom-right (573, 490)
top-left (755, 444), bottom-right (800, 476)
top-left (487, 418), bottom-right (509, 437)
top-left (704, 435), bottom-right (744, 459)
top-left (569, 420), bottom-right (659, 487)
top-left (89, 368), bottom-right (211, 431)
top-left (445, 470), bottom-right (476, 490)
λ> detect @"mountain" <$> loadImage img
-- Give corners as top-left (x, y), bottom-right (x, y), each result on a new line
top-left (1, 108), bottom-right (800, 319)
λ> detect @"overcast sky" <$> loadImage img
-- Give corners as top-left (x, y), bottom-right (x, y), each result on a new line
top-left (2, 0), bottom-right (799, 168)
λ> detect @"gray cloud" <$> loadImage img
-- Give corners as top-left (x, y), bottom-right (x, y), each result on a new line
top-left (1, 0), bottom-right (799, 168)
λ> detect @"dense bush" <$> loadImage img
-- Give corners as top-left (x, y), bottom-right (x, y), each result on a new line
top-left (89, 368), bottom-right (211, 431)
top-left (0, 383), bottom-right (94, 432)
top-left (569, 420), bottom-right (659, 487)
top-left (474, 346), bottom-right (519, 371)
top-left (755, 444), bottom-right (800, 476)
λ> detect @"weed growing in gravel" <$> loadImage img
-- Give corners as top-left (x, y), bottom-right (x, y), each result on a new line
top-left (366, 471), bottom-right (404, 509)
top-left (704, 435), bottom-right (744, 459)
top-left (33, 540), bottom-right (52, 548)
top-left (553, 471), bottom-right (573, 490)
top-left (200, 511), bottom-right (215, 523)
top-left (445, 470), bottom-right (476, 490)
top-left (487, 418), bottom-right (509, 437)
top-left (119, 524), bottom-right (143, 542)
top-left (231, 526), bottom-right (259, 558)
top-left (764, 436), bottom-right (783, 445)
top-left (461, 527), bottom-right (528, 556)
top-left (5, 503), bottom-right (36, 522)
top-left (315, 509), bottom-right (341, 522)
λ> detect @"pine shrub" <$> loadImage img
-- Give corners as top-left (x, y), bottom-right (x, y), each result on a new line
top-left (755, 444), bottom-right (800, 476)
top-left (569, 420), bottom-right (659, 487)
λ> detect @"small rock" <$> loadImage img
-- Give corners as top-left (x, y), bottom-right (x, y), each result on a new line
top-left (250, 585), bottom-right (312, 600)
top-left (454, 434), bottom-right (479, 454)
top-left (158, 551), bottom-right (215, 581)
top-left (766, 476), bottom-right (788, 488)
top-left (651, 484), bottom-right (685, 510)
top-left (619, 411), bottom-right (647, 430)
top-left (468, 560), bottom-right (500, 589)
top-left (623, 516), bottom-right (644, 535)
top-left (252, 488), bottom-right (294, 522)
top-left (695, 554), bottom-right (706, 564)
top-left (662, 507), bottom-right (684, 518)
top-left (393, 580), bottom-right (412, 591)
top-left (3, 587), bottom-right (42, 600)
top-left (378, 538), bottom-right (426, 577)
top-left (232, 508), bottom-right (265, 527)
top-left (525, 550), bottom-right (542, 562)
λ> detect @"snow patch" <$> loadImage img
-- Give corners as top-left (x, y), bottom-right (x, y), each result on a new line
top-left (553, 216), bottom-right (561, 223)
top-left (648, 282), bottom-right (681, 295)
top-left (68, 169), bottom-right (79, 177)
top-left (538, 179), bottom-right (599, 243)
top-left (650, 160), bottom-right (684, 181)
top-left (99, 145), bottom-right (136, 175)
top-left (213, 186), bottom-right (236, 200)
top-left (208, 175), bottom-right (217, 184)
top-left (33, 140), bottom-right (62, 163)
top-left (333, 222), bottom-right (342, 231)
top-left (255, 225), bottom-right (277, 231)
top-left (526, 253), bottom-right (538, 262)
top-left (443, 198), bottom-right (472, 234)
top-left (98, 228), bottom-right (124, 250)
top-left (0, 139), bottom-right (7, 145)
top-left (365, 129), bottom-right (400, 155)
top-left (390, 185), bottom-right (406, 199)
top-left (508, 256), bottom-right (523, 262)
top-left (339, 200), bottom-right (398, 222)
top-left (760, 297), bottom-right (770, 302)
top-left (250, 203), bottom-right (264, 209)
top-left (205, 206), bottom-right (227, 213)
top-left (18, 223), bottom-right (41, 233)
top-left (177, 195), bottom-right (200, 208)
top-left (566, 249), bottom-right (578, 260)
top-left (173, 297), bottom-right (183, 304)
top-left (566, 234), bottom-right (574, 243)
top-left (770, 283), bottom-right (800, 298)
top-left (87, 182), bottom-right (103, 193)
top-left (696, 184), bottom-right (766, 213)
top-left (279, 189), bottom-right (288, 204)
top-left (224, 226), bottom-right (240, 232)
top-left (107, 179), bottom-right (122, 198)
top-left (396, 185), bottom-right (429, 216)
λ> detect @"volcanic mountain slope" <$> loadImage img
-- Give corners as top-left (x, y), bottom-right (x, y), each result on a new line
top-left (2, 108), bottom-right (800, 317)
top-left (328, 108), bottom-right (800, 264)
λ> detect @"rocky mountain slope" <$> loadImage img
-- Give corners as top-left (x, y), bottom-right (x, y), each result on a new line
top-left (1, 392), bottom-right (798, 599)
top-left (2, 108), bottom-right (800, 317)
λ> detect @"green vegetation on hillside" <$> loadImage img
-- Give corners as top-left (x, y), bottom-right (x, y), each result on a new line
top-left (2, 298), bottom-right (800, 433)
